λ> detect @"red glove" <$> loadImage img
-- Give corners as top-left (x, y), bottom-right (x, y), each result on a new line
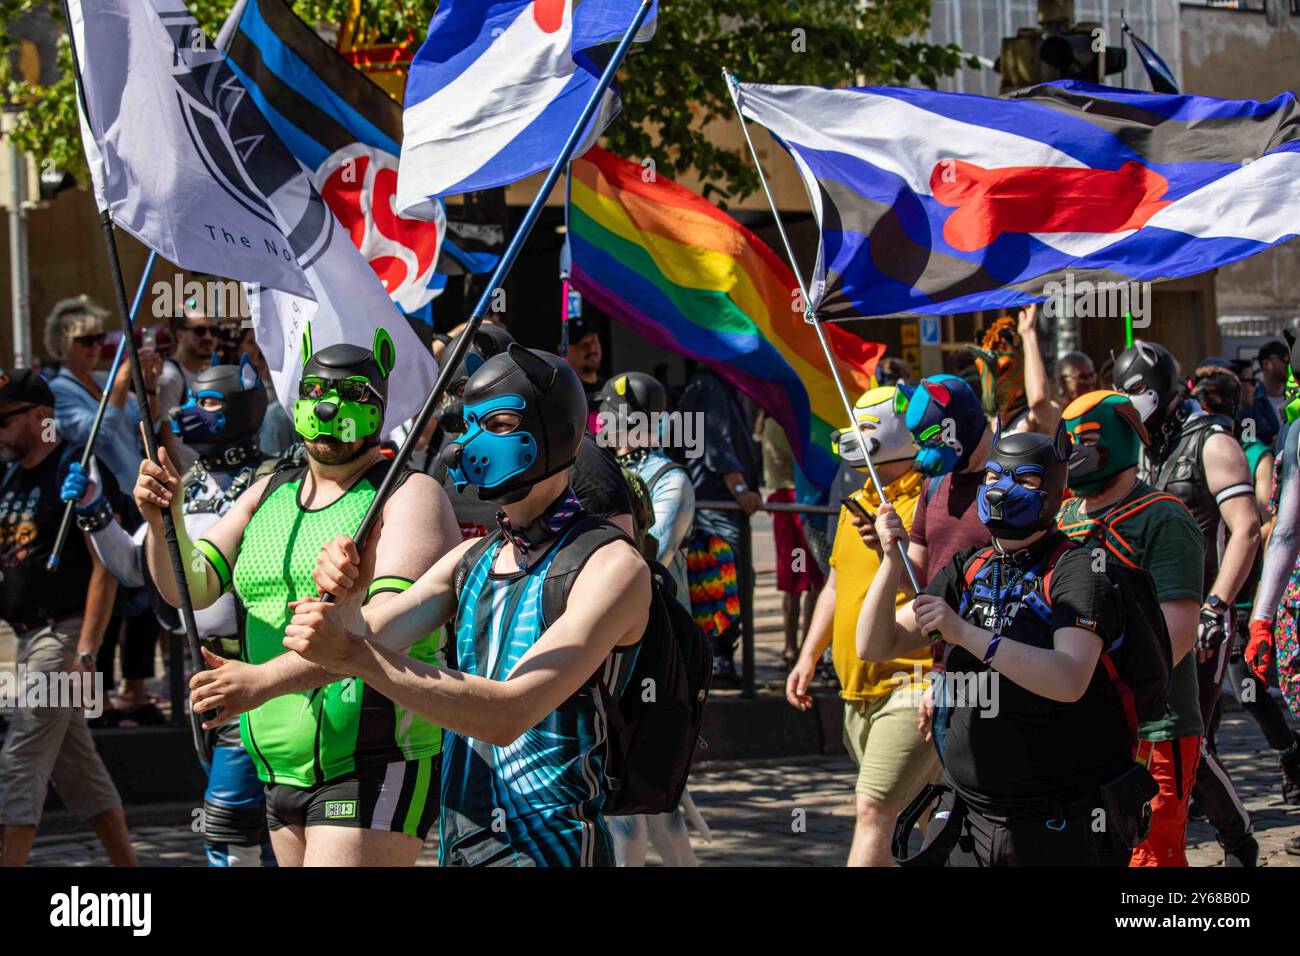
top-left (1245, 619), bottom-right (1275, 687)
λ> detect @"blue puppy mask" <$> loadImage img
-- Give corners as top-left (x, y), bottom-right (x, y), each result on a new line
top-left (444, 392), bottom-right (538, 494)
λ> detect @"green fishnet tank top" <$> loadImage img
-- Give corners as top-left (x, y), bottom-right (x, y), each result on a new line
top-left (233, 460), bottom-right (442, 787)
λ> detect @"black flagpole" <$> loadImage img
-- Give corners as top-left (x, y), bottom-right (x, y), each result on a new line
top-left (60, 0), bottom-right (211, 762)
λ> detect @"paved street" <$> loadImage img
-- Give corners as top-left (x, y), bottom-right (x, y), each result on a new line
top-left (23, 707), bottom-right (1299, 866)
top-left (10, 512), bottom-right (1300, 866)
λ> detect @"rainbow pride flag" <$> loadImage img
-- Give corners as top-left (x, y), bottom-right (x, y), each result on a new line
top-left (569, 146), bottom-right (881, 488)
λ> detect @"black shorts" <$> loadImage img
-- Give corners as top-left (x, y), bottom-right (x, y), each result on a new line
top-left (264, 755), bottom-right (441, 840)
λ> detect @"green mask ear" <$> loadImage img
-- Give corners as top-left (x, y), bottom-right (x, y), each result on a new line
top-left (373, 327), bottom-right (396, 380)
top-left (300, 324), bottom-right (313, 369)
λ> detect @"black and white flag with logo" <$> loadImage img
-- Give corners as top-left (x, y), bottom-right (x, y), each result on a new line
top-left (67, 0), bottom-right (438, 435)
top-left (67, 0), bottom-right (324, 298)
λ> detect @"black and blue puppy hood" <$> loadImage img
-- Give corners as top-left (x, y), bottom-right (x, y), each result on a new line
top-left (169, 354), bottom-right (267, 452)
top-left (440, 343), bottom-right (587, 504)
top-left (977, 423), bottom-right (1073, 539)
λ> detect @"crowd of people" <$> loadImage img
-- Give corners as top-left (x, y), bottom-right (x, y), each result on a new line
top-left (1, 286), bottom-right (1298, 868)
top-left (786, 307), bottom-right (1300, 867)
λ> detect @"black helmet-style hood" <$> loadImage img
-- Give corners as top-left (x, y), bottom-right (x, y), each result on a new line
top-left (978, 424), bottom-right (1073, 537)
top-left (1112, 340), bottom-right (1178, 426)
top-left (441, 344), bottom-right (587, 504)
top-left (599, 371), bottom-right (667, 418)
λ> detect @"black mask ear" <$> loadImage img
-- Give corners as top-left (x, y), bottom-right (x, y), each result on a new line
top-left (301, 324), bottom-right (313, 369)
top-left (509, 343), bottom-right (558, 390)
top-left (1284, 329), bottom-right (1296, 350)
top-left (1052, 418), bottom-right (1072, 462)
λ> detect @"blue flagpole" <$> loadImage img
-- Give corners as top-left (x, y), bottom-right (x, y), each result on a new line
top-left (47, 249), bottom-right (158, 572)
top-left (339, 0), bottom-right (656, 569)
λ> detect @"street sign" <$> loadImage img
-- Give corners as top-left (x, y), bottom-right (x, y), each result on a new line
top-left (920, 316), bottom-right (941, 345)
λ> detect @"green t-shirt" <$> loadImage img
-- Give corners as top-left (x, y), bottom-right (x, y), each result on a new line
top-left (1058, 480), bottom-right (1206, 741)
top-left (210, 461), bottom-right (443, 788)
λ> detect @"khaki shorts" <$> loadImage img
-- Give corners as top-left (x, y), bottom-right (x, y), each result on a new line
top-left (0, 619), bottom-right (121, 828)
top-left (842, 683), bottom-right (940, 804)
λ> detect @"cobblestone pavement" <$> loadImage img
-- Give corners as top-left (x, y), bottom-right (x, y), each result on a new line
top-left (23, 709), bottom-right (1299, 867)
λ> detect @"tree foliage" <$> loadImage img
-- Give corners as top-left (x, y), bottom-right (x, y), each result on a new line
top-left (1, 0), bottom-right (968, 200)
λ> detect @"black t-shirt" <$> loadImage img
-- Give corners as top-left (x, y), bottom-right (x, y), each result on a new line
top-left (924, 530), bottom-right (1131, 813)
top-left (571, 432), bottom-right (631, 520)
top-left (0, 444), bottom-right (122, 631)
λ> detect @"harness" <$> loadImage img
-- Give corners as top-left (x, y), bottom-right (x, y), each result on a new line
top-left (955, 534), bottom-right (1141, 739)
top-left (183, 462), bottom-right (258, 516)
top-left (956, 538), bottom-right (1074, 631)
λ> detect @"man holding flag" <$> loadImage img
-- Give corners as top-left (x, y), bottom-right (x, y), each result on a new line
top-left (169, 329), bottom-right (461, 866)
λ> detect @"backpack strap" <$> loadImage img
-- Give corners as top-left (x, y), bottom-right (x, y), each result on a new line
top-left (1098, 651), bottom-right (1140, 742)
top-left (957, 546), bottom-right (997, 617)
top-left (644, 460), bottom-right (687, 494)
top-left (541, 514), bottom-right (636, 631)
top-left (452, 531), bottom-right (503, 603)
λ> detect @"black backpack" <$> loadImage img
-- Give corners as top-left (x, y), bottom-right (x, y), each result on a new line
top-left (454, 514), bottom-right (712, 815)
top-left (958, 534), bottom-right (1172, 740)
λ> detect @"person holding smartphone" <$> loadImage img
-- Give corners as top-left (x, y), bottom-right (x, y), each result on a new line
top-left (786, 386), bottom-right (938, 866)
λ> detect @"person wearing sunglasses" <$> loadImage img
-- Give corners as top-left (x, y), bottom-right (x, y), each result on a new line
top-left (44, 295), bottom-right (160, 492)
top-left (150, 325), bottom-right (459, 867)
top-left (0, 368), bottom-right (138, 867)
top-left (158, 293), bottom-right (224, 475)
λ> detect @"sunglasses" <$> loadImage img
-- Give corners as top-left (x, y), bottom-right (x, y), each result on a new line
top-left (73, 332), bottom-right (107, 348)
top-left (298, 376), bottom-right (380, 404)
top-left (0, 404), bottom-right (36, 428)
top-left (183, 325), bottom-right (219, 338)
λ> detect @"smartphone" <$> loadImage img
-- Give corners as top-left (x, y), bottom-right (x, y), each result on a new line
top-left (842, 496), bottom-right (874, 524)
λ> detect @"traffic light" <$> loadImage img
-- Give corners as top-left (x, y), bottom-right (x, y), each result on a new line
top-left (1039, 30), bottom-right (1127, 81)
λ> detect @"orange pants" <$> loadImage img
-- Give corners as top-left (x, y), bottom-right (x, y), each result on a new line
top-left (1130, 736), bottom-right (1202, 867)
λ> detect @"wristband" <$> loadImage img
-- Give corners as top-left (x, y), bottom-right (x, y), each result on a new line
top-left (981, 633), bottom-right (1003, 665)
top-left (75, 498), bottom-right (114, 533)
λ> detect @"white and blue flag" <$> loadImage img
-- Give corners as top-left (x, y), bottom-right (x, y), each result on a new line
top-left (737, 79), bottom-right (1300, 320)
top-left (397, 0), bottom-right (657, 216)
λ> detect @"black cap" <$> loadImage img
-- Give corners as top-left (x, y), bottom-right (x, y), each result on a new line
top-left (0, 368), bottom-right (55, 409)
top-left (563, 316), bottom-right (597, 346)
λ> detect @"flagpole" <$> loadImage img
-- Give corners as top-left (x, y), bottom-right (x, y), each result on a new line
top-left (339, 0), bottom-right (657, 573)
top-left (560, 163), bottom-right (573, 356)
top-left (723, 69), bottom-right (930, 603)
top-left (47, 249), bottom-right (157, 571)
top-left (60, 0), bottom-right (211, 760)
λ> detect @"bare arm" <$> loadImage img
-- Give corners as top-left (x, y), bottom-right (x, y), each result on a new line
top-left (856, 505), bottom-right (928, 661)
top-left (78, 542), bottom-right (118, 659)
top-left (787, 569), bottom-right (837, 709)
top-left (287, 541), bottom-right (652, 746)
top-left (1254, 452), bottom-right (1274, 544)
top-left (916, 596), bottom-right (1102, 702)
top-left (1162, 598), bottom-right (1200, 666)
top-left (1018, 305), bottom-right (1060, 435)
top-left (1203, 432), bottom-right (1262, 605)
top-left (191, 475), bottom-right (464, 725)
